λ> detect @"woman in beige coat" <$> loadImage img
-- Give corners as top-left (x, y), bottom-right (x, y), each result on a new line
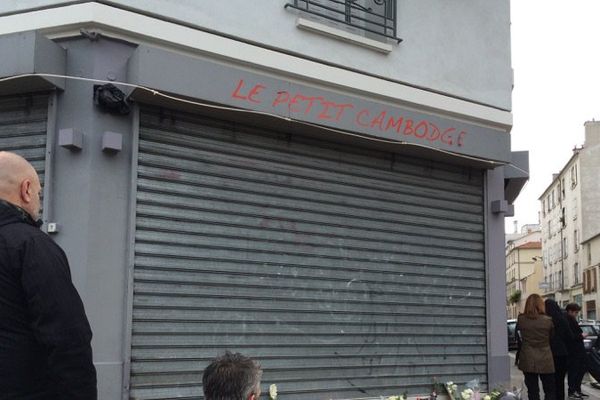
top-left (517, 294), bottom-right (556, 400)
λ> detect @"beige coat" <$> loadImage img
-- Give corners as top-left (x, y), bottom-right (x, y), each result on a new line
top-left (517, 314), bottom-right (555, 374)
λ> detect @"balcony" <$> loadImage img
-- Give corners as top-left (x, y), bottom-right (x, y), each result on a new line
top-left (285, 0), bottom-right (402, 43)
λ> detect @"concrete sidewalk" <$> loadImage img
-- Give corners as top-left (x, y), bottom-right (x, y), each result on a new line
top-left (509, 351), bottom-right (600, 400)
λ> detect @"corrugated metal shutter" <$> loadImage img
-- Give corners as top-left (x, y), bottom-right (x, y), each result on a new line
top-left (130, 106), bottom-right (487, 400)
top-left (0, 93), bottom-right (48, 193)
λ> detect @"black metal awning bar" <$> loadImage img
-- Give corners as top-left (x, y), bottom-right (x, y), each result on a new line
top-left (285, 0), bottom-right (402, 43)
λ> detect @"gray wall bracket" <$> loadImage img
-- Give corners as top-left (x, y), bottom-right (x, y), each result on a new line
top-left (59, 128), bottom-right (84, 151)
top-left (491, 199), bottom-right (514, 217)
top-left (102, 131), bottom-right (123, 153)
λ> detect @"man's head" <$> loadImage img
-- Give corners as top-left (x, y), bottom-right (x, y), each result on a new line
top-left (566, 302), bottom-right (581, 318)
top-left (202, 352), bottom-right (262, 400)
top-left (0, 151), bottom-right (42, 220)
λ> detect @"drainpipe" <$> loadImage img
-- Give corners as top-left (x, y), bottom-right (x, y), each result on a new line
top-left (560, 229), bottom-right (565, 292)
top-left (517, 248), bottom-right (521, 292)
top-left (560, 212), bottom-right (565, 299)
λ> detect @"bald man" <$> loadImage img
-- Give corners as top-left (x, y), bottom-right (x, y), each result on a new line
top-left (0, 151), bottom-right (97, 399)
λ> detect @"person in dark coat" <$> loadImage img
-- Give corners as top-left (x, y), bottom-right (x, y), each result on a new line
top-left (546, 299), bottom-right (574, 400)
top-left (0, 151), bottom-right (97, 399)
top-left (517, 293), bottom-right (556, 400)
top-left (565, 303), bottom-right (588, 399)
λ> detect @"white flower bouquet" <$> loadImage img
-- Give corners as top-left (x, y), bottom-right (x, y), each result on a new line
top-left (269, 384), bottom-right (277, 400)
top-left (445, 382), bottom-right (459, 400)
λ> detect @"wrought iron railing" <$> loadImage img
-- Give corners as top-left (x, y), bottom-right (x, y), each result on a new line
top-left (285, 0), bottom-right (401, 43)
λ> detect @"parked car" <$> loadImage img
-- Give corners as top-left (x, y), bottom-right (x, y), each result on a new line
top-left (508, 319), bottom-right (518, 350)
top-left (580, 322), bottom-right (599, 352)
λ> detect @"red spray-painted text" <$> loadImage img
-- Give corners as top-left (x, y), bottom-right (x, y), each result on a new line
top-left (231, 79), bottom-right (467, 147)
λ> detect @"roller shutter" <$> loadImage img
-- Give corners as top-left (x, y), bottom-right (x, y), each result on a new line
top-left (130, 106), bottom-right (487, 400)
top-left (0, 93), bottom-right (48, 194)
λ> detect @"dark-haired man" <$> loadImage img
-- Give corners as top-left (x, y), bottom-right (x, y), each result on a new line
top-left (203, 352), bottom-right (263, 400)
top-left (565, 303), bottom-right (587, 399)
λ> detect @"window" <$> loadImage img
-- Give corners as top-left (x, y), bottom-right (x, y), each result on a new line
top-left (542, 199), bottom-right (546, 217)
top-left (587, 301), bottom-right (596, 320)
top-left (584, 268), bottom-right (597, 293)
top-left (574, 230), bottom-right (579, 253)
top-left (563, 237), bottom-right (568, 259)
top-left (559, 271), bottom-right (563, 289)
top-left (574, 263), bottom-right (580, 285)
top-left (285, 0), bottom-right (401, 42)
top-left (584, 270), bottom-right (590, 293)
top-left (571, 165), bottom-right (578, 188)
top-left (561, 178), bottom-right (566, 199)
top-left (551, 190), bottom-right (555, 208)
top-left (584, 269), bottom-right (596, 294)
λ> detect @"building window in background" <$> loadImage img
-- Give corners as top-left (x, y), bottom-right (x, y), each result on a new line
top-left (587, 301), bottom-right (596, 320)
top-left (584, 269), bottom-right (593, 294)
top-left (542, 199), bottom-right (546, 216)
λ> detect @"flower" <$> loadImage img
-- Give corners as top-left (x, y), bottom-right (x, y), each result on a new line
top-left (486, 386), bottom-right (523, 400)
top-left (483, 395), bottom-right (491, 400)
top-left (461, 388), bottom-right (474, 400)
top-left (445, 382), bottom-right (458, 400)
top-left (269, 384), bottom-right (277, 400)
top-left (387, 395), bottom-right (406, 400)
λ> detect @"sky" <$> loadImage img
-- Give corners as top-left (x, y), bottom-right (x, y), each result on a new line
top-left (505, 1), bottom-right (600, 234)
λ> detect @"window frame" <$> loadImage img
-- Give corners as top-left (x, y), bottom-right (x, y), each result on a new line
top-left (285, 0), bottom-right (402, 43)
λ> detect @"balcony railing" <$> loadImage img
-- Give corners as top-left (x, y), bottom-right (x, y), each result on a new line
top-left (285, 0), bottom-right (402, 43)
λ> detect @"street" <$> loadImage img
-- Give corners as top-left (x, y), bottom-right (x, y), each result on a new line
top-left (509, 351), bottom-right (600, 400)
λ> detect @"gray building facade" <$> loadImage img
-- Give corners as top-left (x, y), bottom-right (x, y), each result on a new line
top-left (0, 2), bottom-right (525, 399)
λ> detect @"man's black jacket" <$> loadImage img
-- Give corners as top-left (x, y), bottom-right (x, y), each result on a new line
top-left (0, 200), bottom-right (97, 399)
top-left (566, 312), bottom-right (586, 357)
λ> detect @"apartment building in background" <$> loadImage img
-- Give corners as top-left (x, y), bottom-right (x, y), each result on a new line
top-left (583, 235), bottom-right (600, 320)
top-left (581, 122), bottom-right (600, 320)
top-left (506, 226), bottom-right (542, 318)
top-left (540, 122), bottom-right (600, 315)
